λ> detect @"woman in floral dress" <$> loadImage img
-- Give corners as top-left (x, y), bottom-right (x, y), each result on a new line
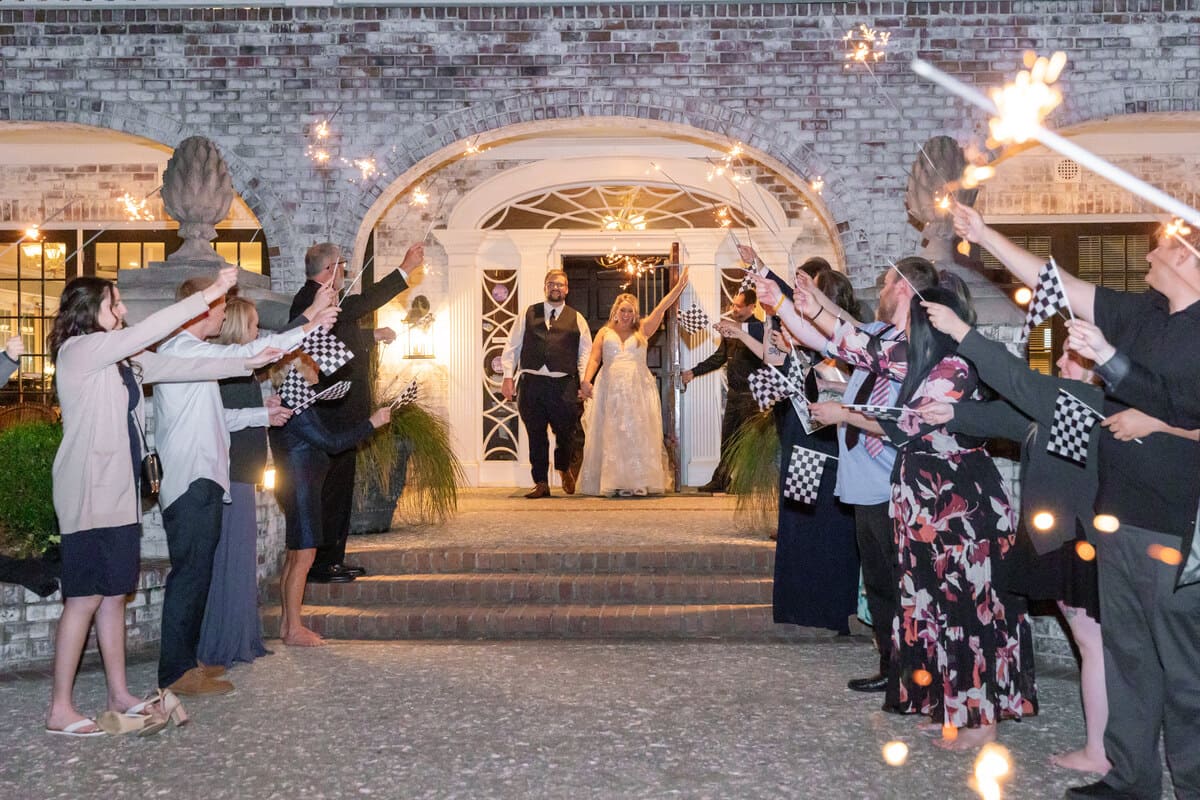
top-left (823, 285), bottom-right (1037, 750)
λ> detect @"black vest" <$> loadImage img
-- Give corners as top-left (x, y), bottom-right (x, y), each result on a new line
top-left (520, 304), bottom-right (582, 375)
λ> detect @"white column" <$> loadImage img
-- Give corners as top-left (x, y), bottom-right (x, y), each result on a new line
top-left (674, 229), bottom-right (737, 486)
top-left (433, 229), bottom-right (489, 487)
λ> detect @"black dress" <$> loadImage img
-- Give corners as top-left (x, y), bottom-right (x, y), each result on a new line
top-left (771, 355), bottom-right (859, 633)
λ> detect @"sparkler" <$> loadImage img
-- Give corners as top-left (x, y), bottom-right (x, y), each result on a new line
top-left (120, 191), bottom-right (155, 221)
top-left (0, 195), bottom-right (83, 263)
top-left (63, 186), bottom-right (164, 269)
top-left (912, 55), bottom-right (1200, 228)
top-left (1165, 218), bottom-right (1200, 260)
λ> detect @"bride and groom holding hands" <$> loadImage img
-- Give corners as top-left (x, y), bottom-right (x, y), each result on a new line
top-left (499, 267), bottom-right (690, 498)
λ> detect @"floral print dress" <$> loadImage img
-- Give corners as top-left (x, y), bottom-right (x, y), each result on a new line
top-left (829, 321), bottom-right (1037, 729)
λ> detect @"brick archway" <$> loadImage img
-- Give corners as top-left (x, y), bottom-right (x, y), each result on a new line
top-left (0, 91), bottom-right (294, 286)
top-left (343, 87), bottom-right (869, 273)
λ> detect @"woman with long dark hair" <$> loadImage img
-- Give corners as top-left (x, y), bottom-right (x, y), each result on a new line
top-left (819, 286), bottom-right (1036, 750)
top-left (46, 269), bottom-right (270, 736)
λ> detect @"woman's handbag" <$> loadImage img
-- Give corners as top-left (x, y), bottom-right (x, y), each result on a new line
top-left (132, 411), bottom-right (162, 508)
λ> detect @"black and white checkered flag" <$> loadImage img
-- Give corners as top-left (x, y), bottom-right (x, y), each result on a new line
top-left (292, 379), bottom-right (352, 414)
top-left (677, 303), bottom-right (711, 336)
top-left (748, 366), bottom-right (796, 411)
top-left (392, 379), bottom-right (419, 409)
top-left (277, 366), bottom-right (316, 411)
top-left (1021, 258), bottom-right (1073, 343)
top-left (738, 272), bottom-right (757, 294)
top-left (844, 403), bottom-right (906, 422)
top-left (783, 445), bottom-right (833, 504)
top-left (302, 327), bottom-right (354, 375)
top-left (1047, 389), bottom-right (1103, 465)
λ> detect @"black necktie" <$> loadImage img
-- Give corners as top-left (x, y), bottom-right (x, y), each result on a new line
top-left (548, 308), bottom-right (557, 327)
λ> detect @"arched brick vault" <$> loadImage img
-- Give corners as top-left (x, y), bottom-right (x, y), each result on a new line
top-left (0, 91), bottom-right (294, 286)
top-left (344, 87), bottom-right (874, 275)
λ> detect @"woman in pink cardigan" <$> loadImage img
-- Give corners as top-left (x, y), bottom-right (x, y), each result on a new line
top-left (45, 267), bottom-right (280, 737)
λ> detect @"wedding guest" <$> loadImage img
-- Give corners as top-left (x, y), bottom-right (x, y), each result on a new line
top-left (500, 269), bottom-right (592, 499)
top-left (46, 268), bottom-right (255, 736)
top-left (681, 288), bottom-right (764, 493)
top-left (196, 291), bottom-right (332, 669)
top-left (153, 276), bottom-right (330, 696)
top-left (921, 303), bottom-right (1108, 773)
top-left (955, 206), bottom-right (1200, 798)
top-left (807, 258), bottom-right (939, 692)
top-left (289, 241), bottom-right (422, 583)
top-left (270, 356), bottom-right (391, 647)
top-left (578, 270), bottom-right (689, 496)
top-left (2, 334), bottom-right (22, 383)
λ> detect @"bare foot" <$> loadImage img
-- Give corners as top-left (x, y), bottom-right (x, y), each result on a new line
top-left (283, 627), bottom-right (325, 647)
top-left (1050, 749), bottom-right (1110, 774)
top-left (932, 724), bottom-right (997, 751)
top-left (107, 690), bottom-right (144, 714)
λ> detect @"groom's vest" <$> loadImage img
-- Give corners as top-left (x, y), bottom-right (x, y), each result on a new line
top-left (520, 304), bottom-right (582, 376)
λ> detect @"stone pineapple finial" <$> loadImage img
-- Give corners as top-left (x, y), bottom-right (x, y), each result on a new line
top-left (162, 136), bottom-right (235, 264)
top-left (906, 135), bottom-right (978, 267)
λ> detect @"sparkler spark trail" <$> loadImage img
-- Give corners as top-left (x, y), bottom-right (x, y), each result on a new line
top-left (971, 743), bottom-right (1012, 800)
top-left (912, 56), bottom-right (1200, 228)
top-left (63, 186), bottom-right (164, 268)
top-left (1165, 218), bottom-right (1200, 259)
top-left (121, 191), bottom-right (155, 221)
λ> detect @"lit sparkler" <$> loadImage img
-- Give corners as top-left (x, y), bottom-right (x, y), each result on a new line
top-left (810, 176), bottom-right (824, 195)
top-left (121, 191), bottom-right (155, 221)
top-left (912, 55), bottom-right (1200, 228)
top-left (987, 51), bottom-right (1067, 147)
top-left (410, 186), bottom-right (430, 207)
top-left (842, 24), bottom-right (892, 66)
top-left (1165, 218), bottom-right (1200, 259)
top-left (352, 157), bottom-right (379, 182)
top-left (960, 164), bottom-right (996, 190)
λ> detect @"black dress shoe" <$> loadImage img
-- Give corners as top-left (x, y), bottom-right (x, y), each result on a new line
top-left (338, 563), bottom-right (367, 577)
top-left (697, 481), bottom-right (726, 493)
top-left (1063, 780), bottom-right (1139, 799)
top-left (307, 566), bottom-right (355, 584)
top-left (847, 673), bottom-right (888, 693)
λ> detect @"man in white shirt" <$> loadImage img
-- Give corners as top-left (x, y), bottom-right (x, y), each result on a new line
top-left (500, 269), bottom-right (592, 498)
top-left (153, 276), bottom-right (335, 695)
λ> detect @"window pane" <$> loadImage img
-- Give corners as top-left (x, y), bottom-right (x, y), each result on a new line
top-left (0, 243), bottom-right (16, 279)
top-left (43, 282), bottom-right (64, 316)
top-left (144, 242), bottom-right (166, 264)
top-left (43, 241), bottom-right (68, 279)
top-left (18, 242), bottom-right (44, 277)
top-left (239, 242), bottom-right (263, 274)
top-left (94, 242), bottom-right (119, 280)
top-left (214, 242), bottom-right (239, 265)
top-left (119, 242), bottom-right (143, 271)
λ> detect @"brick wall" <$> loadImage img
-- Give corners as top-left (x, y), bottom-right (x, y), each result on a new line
top-left (0, 2), bottom-right (1194, 290)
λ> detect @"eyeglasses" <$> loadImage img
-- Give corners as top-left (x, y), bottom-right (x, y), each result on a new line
top-left (545, 281), bottom-right (567, 288)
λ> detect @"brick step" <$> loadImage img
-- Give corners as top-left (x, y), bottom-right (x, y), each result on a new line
top-left (342, 544), bottom-right (776, 576)
top-left (261, 603), bottom-right (822, 641)
top-left (276, 573), bottom-right (774, 606)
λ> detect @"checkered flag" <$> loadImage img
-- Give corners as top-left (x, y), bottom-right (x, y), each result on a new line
top-left (392, 379), bottom-right (419, 409)
top-left (748, 366), bottom-right (797, 411)
top-left (738, 271), bottom-right (757, 294)
top-left (844, 403), bottom-right (906, 422)
top-left (301, 327), bottom-right (354, 375)
top-left (783, 445), bottom-right (833, 504)
top-left (678, 303), bottom-right (711, 336)
top-left (1021, 257), bottom-right (1073, 343)
top-left (1047, 389), bottom-right (1103, 465)
top-left (277, 366), bottom-right (316, 411)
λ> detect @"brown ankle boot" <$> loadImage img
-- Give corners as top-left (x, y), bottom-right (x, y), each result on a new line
top-left (167, 666), bottom-right (234, 696)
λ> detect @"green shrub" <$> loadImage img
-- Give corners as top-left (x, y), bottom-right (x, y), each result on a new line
top-left (727, 410), bottom-right (780, 534)
top-left (0, 421), bottom-right (62, 556)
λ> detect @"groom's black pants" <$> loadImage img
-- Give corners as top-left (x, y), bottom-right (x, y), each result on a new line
top-left (517, 373), bottom-right (584, 484)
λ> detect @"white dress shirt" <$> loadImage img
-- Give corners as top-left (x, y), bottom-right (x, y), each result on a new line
top-left (499, 301), bottom-right (592, 380)
top-left (153, 326), bottom-right (305, 509)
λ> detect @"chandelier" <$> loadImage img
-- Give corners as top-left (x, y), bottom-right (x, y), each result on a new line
top-left (600, 190), bottom-right (647, 231)
top-left (596, 251), bottom-right (667, 277)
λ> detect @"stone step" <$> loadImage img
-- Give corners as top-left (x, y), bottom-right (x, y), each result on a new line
top-left (278, 573), bottom-right (774, 606)
top-left (261, 603), bottom-right (825, 641)
top-left (343, 543), bottom-right (776, 576)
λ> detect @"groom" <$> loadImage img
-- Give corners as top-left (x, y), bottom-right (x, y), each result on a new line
top-left (500, 269), bottom-right (592, 498)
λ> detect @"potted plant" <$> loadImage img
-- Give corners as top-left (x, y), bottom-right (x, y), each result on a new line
top-left (351, 354), bottom-right (465, 533)
top-left (0, 419), bottom-right (64, 596)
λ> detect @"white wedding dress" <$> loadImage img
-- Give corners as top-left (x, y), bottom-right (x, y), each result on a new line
top-left (579, 328), bottom-right (669, 496)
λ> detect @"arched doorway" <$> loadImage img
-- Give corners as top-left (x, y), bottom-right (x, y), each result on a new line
top-left (355, 122), bottom-right (840, 488)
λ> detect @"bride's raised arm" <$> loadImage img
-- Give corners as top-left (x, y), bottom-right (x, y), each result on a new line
top-left (639, 267), bottom-right (690, 338)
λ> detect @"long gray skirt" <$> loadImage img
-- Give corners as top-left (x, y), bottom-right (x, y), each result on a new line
top-left (198, 482), bottom-right (271, 667)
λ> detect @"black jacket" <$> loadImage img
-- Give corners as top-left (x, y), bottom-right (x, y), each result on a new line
top-left (690, 317), bottom-right (765, 396)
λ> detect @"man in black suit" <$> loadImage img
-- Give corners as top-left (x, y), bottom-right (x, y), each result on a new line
top-left (289, 241), bottom-right (423, 583)
top-left (682, 289), bottom-right (764, 493)
top-left (499, 269), bottom-right (592, 499)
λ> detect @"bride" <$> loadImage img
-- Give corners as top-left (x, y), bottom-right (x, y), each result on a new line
top-left (578, 269), bottom-right (689, 496)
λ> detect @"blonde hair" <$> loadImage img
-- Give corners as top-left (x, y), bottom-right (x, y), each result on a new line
top-left (269, 351), bottom-right (318, 389)
top-left (606, 293), bottom-right (646, 347)
top-left (544, 268), bottom-right (568, 285)
top-left (215, 296), bottom-right (258, 345)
